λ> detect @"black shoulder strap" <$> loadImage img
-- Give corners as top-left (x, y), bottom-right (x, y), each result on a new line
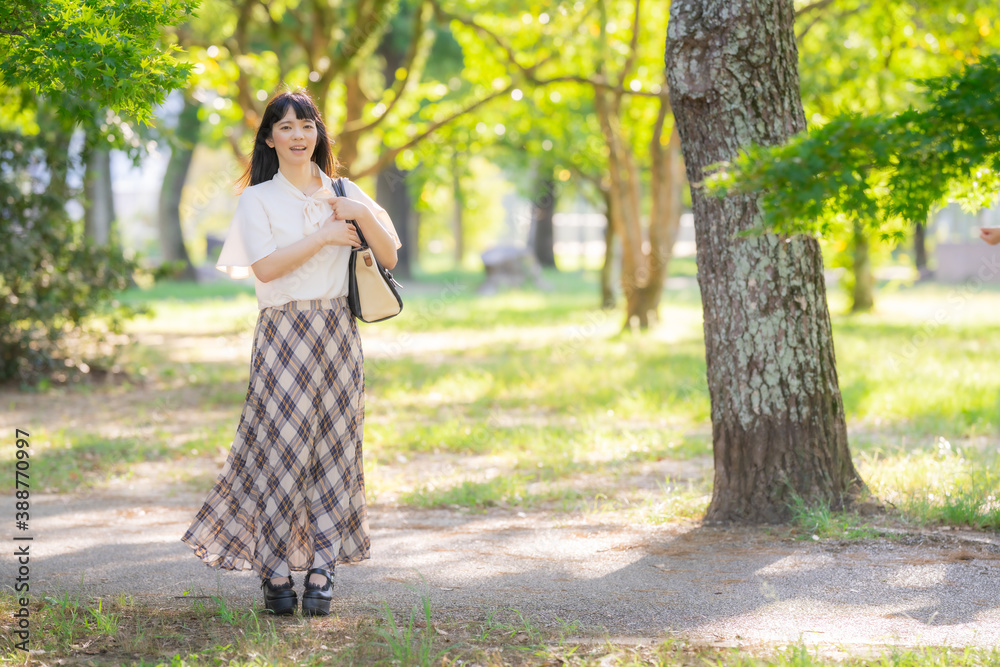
top-left (335, 177), bottom-right (368, 247)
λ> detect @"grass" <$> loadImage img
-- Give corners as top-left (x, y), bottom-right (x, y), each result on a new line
top-left (859, 437), bottom-right (1000, 530)
top-left (4, 589), bottom-right (1000, 666)
top-left (786, 494), bottom-right (894, 541)
top-left (5, 268), bottom-right (1000, 665)
top-left (6, 268), bottom-right (1000, 521)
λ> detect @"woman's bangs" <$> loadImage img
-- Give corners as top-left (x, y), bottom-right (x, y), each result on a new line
top-left (288, 95), bottom-right (321, 122)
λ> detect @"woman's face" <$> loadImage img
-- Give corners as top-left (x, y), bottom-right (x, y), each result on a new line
top-left (265, 107), bottom-right (318, 168)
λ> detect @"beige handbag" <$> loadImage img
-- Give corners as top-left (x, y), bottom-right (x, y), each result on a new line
top-left (335, 178), bottom-right (403, 322)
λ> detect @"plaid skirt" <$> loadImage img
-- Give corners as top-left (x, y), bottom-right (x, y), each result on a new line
top-left (181, 297), bottom-right (369, 579)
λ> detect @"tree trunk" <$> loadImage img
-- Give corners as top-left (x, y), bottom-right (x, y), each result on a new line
top-left (531, 168), bottom-right (557, 268)
top-left (600, 187), bottom-right (617, 309)
top-left (595, 87), bottom-right (647, 328)
top-left (595, 81), bottom-right (681, 329)
top-left (850, 220), bottom-right (873, 313)
top-left (157, 90), bottom-right (200, 281)
top-left (377, 161), bottom-right (414, 279)
top-left (84, 144), bottom-right (115, 246)
top-left (337, 71), bottom-right (368, 173)
top-left (451, 151), bottom-right (465, 267)
top-left (914, 221), bottom-right (931, 280)
top-left (634, 114), bottom-right (686, 328)
top-left (666, 0), bottom-right (863, 523)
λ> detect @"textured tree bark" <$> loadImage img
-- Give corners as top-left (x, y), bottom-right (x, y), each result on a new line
top-left (157, 90), bottom-right (199, 281)
top-left (376, 161), bottom-right (415, 279)
top-left (666, 0), bottom-right (863, 522)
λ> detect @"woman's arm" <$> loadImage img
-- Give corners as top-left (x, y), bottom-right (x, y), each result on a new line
top-left (326, 197), bottom-right (399, 270)
top-left (251, 218), bottom-right (360, 283)
top-left (980, 227), bottom-right (1000, 246)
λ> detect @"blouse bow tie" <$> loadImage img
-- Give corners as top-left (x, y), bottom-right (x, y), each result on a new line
top-left (273, 167), bottom-right (335, 235)
top-left (302, 190), bottom-right (333, 235)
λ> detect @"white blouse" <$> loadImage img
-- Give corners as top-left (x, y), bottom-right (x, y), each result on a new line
top-left (216, 162), bottom-right (401, 310)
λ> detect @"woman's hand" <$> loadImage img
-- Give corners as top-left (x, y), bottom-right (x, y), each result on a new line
top-left (324, 195), bottom-right (398, 269)
top-left (980, 227), bottom-right (1000, 246)
top-left (324, 196), bottom-right (369, 223)
top-left (319, 217), bottom-right (361, 248)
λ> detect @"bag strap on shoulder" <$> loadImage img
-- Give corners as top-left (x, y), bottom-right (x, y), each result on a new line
top-left (335, 176), bottom-right (368, 247)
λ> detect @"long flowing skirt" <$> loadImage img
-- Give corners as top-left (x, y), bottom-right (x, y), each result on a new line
top-left (181, 297), bottom-right (369, 579)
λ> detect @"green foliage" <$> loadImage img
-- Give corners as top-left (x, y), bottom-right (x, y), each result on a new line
top-left (376, 592), bottom-right (453, 666)
top-left (0, 129), bottom-right (144, 385)
top-left (861, 438), bottom-right (1000, 531)
top-left (401, 475), bottom-right (533, 509)
top-left (786, 494), bottom-right (891, 540)
top-left (796, 0), bottom-right (998, 122)
top-left (0, 0), bottom-right (198, 124)
top-left (425, 0), bottom-right (669, 196)
top-left (789, 1), bottom-right (1000, 309)
top-left (711, 54), bottom-right (1000, 239)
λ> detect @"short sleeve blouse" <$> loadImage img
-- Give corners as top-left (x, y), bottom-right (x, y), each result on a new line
top-left (216, 162), bottom-right (402, 310)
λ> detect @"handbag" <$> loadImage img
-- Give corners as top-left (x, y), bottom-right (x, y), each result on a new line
top-left (334, 177), bottom-right (403, 322)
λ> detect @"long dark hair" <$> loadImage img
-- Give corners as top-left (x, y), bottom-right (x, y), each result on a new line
top-left (235, 89), bottom-right (339, 192)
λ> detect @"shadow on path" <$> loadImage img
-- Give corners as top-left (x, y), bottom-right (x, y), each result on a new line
top-left (9, 491), bottom-right (1000, 650)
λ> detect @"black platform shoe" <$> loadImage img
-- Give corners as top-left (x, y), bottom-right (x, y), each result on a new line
top-left (301, 567), bottom-right (333, 617)
top-left (260, 575), bottom-right (297, 615)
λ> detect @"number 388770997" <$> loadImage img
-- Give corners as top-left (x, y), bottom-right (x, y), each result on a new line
top-left (15, 429), bottom-right (30, 526)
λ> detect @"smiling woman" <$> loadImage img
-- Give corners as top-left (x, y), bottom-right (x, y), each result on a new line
top-left (180, 89), bottom-right (401, 618)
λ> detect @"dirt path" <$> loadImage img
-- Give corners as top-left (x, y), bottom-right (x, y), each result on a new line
top-left (12, 487), bottom-right (1000, 652)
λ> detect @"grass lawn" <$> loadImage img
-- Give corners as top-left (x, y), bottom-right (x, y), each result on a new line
top-left (2, 266), bottom-right (999, 666)
top-left (103, 267), bottom-right (1000, 529)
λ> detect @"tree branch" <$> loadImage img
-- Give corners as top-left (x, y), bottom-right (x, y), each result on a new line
top-left (355, 84), bottom-right (516, 178)
top-left (618, 0), bottom-right (642, 89)
top-left (430, 0), bottom-right (545, 77)
top-left (798, 4), bottom-right (865, 40)
top-left (431, 1), bottom-right (661, 98)
top-left (226, 0), bottom-right (262, 132)
top-left (342, 0), bottom-right (432, 134)
top-left (332, 0), bottom-right (395, 75)
top-left (278, 2), bottom-right (310, 59)
top-left (795, 0), bottom-right (837, 17)
top-left (308, 0), bottom-right (329, 65)
top-left (534, 74), bottom-right (662, 97)
top-left (0, 28), bottom-right (27, 37)
top-left (568, 163), bottom-right (605, 191)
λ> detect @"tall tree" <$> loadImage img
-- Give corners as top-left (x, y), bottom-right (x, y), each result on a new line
top-left (529, 161), bottom-right (558, 268)
top-left (205, 0), bottom-right (512, 179)
top-left (0, 0), bottom-right (194, 383)
top-left (157, 89), bottom-right (201, 281)
top-left (666, 0), bottom-right (863, 522)
top-left (434, 0), bottom-right (685, 327)
top-left (83, 140), bottom-right (115, 245)
top-left (376, 163), bottom-right (415, 276)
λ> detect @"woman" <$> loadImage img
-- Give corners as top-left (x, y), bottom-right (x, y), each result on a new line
top-left (181, 89), bottom-right (400, 616)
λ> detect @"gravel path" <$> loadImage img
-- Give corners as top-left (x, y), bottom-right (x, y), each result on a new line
top-left (10, 489), bottom-right (1000, 651)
